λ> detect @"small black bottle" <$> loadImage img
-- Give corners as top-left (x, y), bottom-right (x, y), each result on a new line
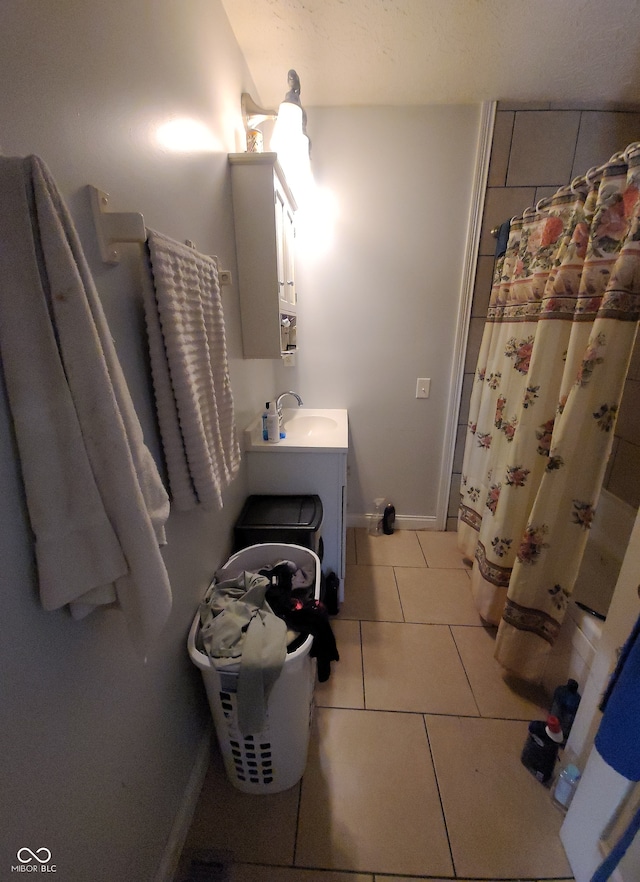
top-left (324, 572), bottom-right (340, 616)
top-left (382, 503), bottom-right (396, 535)
top-left (521, 715), bottom-right (563, 784)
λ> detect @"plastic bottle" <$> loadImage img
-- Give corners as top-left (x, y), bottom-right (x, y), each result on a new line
top-left (368, 498), bottom-right (386, 536)
top-left (382, 503), bottom-right (396, 535)
top-left (521, 715), bottom-right (563, 784)
top-left (552, 763), bottom-right (581, 810)
top-left (266, 401), bottom-right (280, 442)
top-left (262, 402), bottom-right (270, 441)
top-left (324, 572), bottom-right (340, 616)
top-left (550, 679), bottom-right (581, 744)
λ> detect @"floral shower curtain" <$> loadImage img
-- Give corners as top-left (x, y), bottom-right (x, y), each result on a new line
top-left (458, 142), bottom-right (640, 683)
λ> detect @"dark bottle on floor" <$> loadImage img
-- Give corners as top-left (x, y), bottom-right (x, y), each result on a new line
top-left (382, 503), bottom-right (395, 534)
top-left (550, 678), bottom-right (581, 744)
top-left (521, 715), bottom-right (563, 784)
top-left (324, 572), bottom-right (340, 616)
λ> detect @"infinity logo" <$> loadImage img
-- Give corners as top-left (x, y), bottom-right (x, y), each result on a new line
top-left (17, 848), bottom-right (52, 864)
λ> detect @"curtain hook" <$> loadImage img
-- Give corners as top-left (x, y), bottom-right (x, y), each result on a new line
top-left (585, 166), bottom-right (602, 186)
top-left (624, 141), bottom-right (640, 162)
top-left (570, 175), bottom-right (587, 194)
top-left (536, 195), bottom-right (554, 212)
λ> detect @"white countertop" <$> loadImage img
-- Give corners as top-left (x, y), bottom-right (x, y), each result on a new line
top-left (244, 407), bottom-right (348, 452)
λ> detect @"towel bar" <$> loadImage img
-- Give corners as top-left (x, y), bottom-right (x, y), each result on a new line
top-left (88, 185), bottom-right (232, 284)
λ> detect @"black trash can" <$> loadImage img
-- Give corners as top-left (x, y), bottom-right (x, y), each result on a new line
top-left (234, 494), bottom-right (323, 558)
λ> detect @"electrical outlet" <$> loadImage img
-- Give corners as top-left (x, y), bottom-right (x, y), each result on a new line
top-left (416, 377), bottom-right (431, 399)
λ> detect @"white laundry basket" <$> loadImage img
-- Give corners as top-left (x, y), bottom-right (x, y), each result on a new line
top-left (188, 542), bottom-right (320, 794)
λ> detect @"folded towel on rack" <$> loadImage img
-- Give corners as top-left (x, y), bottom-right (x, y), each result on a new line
top-left (0, 155), bottom-right (172, 650)
top-left (141, 230), bottom-right (241, 511)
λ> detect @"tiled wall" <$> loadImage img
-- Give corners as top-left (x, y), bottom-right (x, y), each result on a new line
top-left (449, 103), bottom-right (640, 530)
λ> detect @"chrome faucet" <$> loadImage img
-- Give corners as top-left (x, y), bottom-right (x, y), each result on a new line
top-left (275, 390), bottom-right (303, 422)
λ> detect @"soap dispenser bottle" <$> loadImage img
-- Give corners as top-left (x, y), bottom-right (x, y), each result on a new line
top-left (262, 402), bottom-right (270, 441)
top-left (266, 401), bottom-right (280, 442)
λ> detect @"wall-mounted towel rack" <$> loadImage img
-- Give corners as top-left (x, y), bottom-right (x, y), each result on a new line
top-left (89, 186), bottom-right (146, 264)
top-left (88, 185), bottom-right (232, 284)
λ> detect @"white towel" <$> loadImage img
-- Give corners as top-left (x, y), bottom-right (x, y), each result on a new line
top-left (0, 155), bottom-right (172, 650)
top-left (141, 229), bottom-right (241, 511)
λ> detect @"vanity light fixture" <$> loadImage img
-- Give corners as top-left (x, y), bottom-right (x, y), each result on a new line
top-left (270, 70), bottom-right (310, 156)
top-left (241, 92), bottom-right (277, 152)
top-left (241, 70), bottom-right (312, 204)
top-left (270, 69), bottom-right (312, 204)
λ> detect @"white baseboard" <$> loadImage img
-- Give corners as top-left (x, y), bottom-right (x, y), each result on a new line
top-left (347, 513), bottom-right (438, 531)
top-left (154, 724), bottom-right (212, 882)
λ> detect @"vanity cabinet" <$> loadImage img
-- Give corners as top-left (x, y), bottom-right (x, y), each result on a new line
top-left (229, 152), bottom-right (297, 359)
top-left (243, 408), bottom-right (348, 602)
top-left (246, 451), bottom-right (347, 602)
top-left (246, 450), bottom-right (347, 601)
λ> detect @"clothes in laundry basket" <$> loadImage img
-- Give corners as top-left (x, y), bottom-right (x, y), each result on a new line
top-left (259, 561), bottom-right (340, 682)
top-left (197, 571), bottom-right (287, 735)
top-left (197, 559), bottom-right (339, 737)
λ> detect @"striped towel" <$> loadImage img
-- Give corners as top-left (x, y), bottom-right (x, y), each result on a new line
top-left (141, 230), bottom-right (241, 510)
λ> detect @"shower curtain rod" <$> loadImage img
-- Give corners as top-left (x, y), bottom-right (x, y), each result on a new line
top-left (491, 140), bottom-right (640, 237)
top-left (87, 184), bottom-right (231, 283)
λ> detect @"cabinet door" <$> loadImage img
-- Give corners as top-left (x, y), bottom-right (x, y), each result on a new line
top-left (282, 199), bottom-right (296, 308)
top-left (275, 180), bottom-right (296, 310)
top-left (229, 152), bottom-right (297, 359)
top-left (275, 185), bottom-right (286, 303)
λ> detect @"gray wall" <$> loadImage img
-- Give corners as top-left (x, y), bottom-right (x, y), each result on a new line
top-left (452, 103), bottom-right (640, 529)
top-left (296, 105), bottom-right (482, 526)
top-left (0, 2), bottom-right (290, 880)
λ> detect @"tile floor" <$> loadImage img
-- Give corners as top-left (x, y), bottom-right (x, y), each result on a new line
top-left (179, 529), bottom-right (575, 881)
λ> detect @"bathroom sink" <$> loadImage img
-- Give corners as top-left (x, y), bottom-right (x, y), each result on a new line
top-left (244, 407), bottom-right (348, 452)
top-left (284, 414), bottom-right (339, 437)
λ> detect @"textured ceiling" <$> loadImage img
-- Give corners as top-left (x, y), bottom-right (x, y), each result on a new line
top-left (221, 0), bottom-right (640, 108)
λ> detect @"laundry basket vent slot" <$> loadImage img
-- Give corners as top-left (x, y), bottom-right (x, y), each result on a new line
top-left (219, 691), bottom-right (275, 785)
